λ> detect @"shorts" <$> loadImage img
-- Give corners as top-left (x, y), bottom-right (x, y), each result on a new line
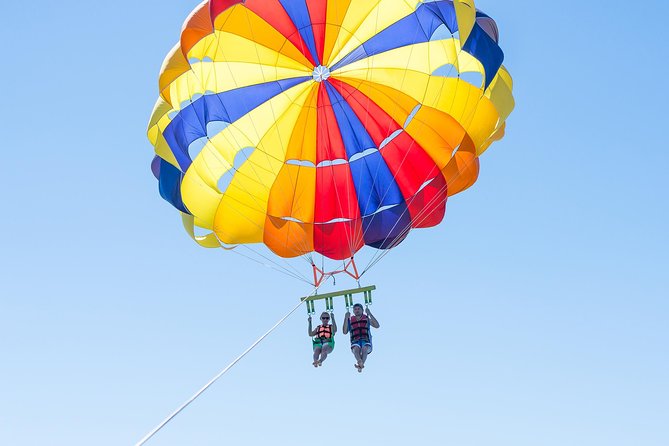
top-left (313, 339), bottom-right (335, 351)
top-left (350, 339), bottom-right (372, 354)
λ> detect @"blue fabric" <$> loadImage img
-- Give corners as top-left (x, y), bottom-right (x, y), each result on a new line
top-left (279, 0), bottom-right (321, 65)
top-left (331, 1), bottom-right (458, 71)
top-left (463, 23), bottom-right (504, 88)
top-left (363, 205), bottom-right (411, 249)
top-left (324, 83), bottom-right (412, 249)
top-left (158, 159), bottom-right (189, 214)
top-left (163, 76), bottom-right (310, 171)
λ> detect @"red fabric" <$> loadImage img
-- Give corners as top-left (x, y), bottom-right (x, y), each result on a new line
top-left (314, 83), bottom-right (363, 260)
top-left (209, 0), bottom-right (244, 24)
top-left (314, 164), bottom-right (364, 260)
top-left (306, 0), bottom-right (327, 63)
top-left (316, 84), bottom-right (347, 163)
top-left (243, 0), bottom-right (317, 66)
top-left (330, 80), bottom-right (447, 228)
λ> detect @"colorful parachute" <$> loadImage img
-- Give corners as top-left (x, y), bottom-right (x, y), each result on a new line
top-left (148, 0), bottom-right (514, 265)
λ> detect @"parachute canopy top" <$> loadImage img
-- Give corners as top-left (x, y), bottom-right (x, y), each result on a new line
top-left (148, 0), bottom-right (515, 284)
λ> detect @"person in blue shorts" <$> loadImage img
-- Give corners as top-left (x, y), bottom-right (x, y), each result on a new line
top-left (343, 303), bottom-right (380, 372)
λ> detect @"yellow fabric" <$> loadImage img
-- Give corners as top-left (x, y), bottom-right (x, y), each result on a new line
top-left (454, 0), bottom-right (477, 47)
top-left (335, 39), bottom-right (467, 77)
top-left (181, 213), bottom-right (229, 249)
top-left (158, 44), bottom-right (191, 103)
top-left (147, 98), bottom-right (179, 168)
top-left (485, 65), bottom-right (515, 122)
top-left (327, 0), bottom-right (421, 66)
top-left (187, 32), bottom-right (313, 72)
top-left (209, 6), bottom-right (314, 69)
top-left (213, 83), bottom-right (314, 244)
top-left (166, 61), bottom-right (310, 112)
top-left (179, 81), bottom-right (314, 241)
top-left (322, 0), bottom-right (354, 66)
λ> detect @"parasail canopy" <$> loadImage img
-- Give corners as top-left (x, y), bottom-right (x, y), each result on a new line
top-left (148, 0), bottom-right (514, 265)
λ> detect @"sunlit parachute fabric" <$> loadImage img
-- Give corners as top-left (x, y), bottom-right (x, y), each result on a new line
top-left (148, 0), bottom-right (514, 264)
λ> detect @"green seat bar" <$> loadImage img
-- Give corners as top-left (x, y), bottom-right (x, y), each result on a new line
top-left (302, 286), bottom-right (376, 314)
top-left (301, 285), bottom-right (376, 303)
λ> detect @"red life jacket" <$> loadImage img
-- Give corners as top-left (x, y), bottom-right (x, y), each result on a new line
top-left (349, 315), bottom-right (369, 342)
top-left (316, 324), bottom-right (332, 341)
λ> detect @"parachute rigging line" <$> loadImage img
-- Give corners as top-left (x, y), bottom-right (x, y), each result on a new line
top-left (135, 288), bottom-right (318, 446)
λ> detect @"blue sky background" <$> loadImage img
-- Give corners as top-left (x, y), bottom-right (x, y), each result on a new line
top-left (1, 1), bottom-right (668, 445)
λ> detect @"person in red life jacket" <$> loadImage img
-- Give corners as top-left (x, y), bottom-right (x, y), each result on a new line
top-left (343, 303), bottom-right (380, 372)
top-left (308, 311), bottom-right (337, 367)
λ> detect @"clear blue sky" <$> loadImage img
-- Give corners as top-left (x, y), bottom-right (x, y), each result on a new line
top-left (1, 1), bottom-right (667, 445)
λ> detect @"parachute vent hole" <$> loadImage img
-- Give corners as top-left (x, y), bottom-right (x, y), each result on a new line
top-left (433, 64), bottom-right (458, 78)
top-left (429, 23), bottom-right (454, 41)
top-left (188, 137), bottom-right (208, 161)
top-left (206, 121), bottom-right (230, 137)
top-left (460, 71), bottom-right (483, 88)
top-left (286, 159), bottom-right (316, 167)
top-left (418, 178), bottom-right (435, 193)
top-left (217, 147), bottom-right (256, 194)
top-left (379, 129), bottom-right (403, 149)
top-left (234, 147), bottom-right (256, 169)
top-left (349, 148), bottom-right (379, 163)
top-left (403, 104), bottom-right (422, 128)
top-left (187, 121), bottom-right (232, 161)
top-left (363, 203), bottom-right (401, 218)
top-left (218, 171), bottom-right (235, 194)
top-left (281, 216), bottom-right (304, 224)
top-left (317, 159), bottom-right (347, 168)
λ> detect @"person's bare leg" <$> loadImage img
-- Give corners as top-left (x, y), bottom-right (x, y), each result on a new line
top-left (319, 344), bottom-right (333, 365)
top-left (352, 345), bottom-right (363, 371)
top-left (360, 345), bottom-right (369, 368)
top-left (313, 347), bottom-right (322, 367)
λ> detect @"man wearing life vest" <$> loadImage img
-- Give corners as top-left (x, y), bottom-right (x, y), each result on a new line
top-left (308, 311), bottom-right (337, 367)
top-left (343, 303), bottom-right (380, 372)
